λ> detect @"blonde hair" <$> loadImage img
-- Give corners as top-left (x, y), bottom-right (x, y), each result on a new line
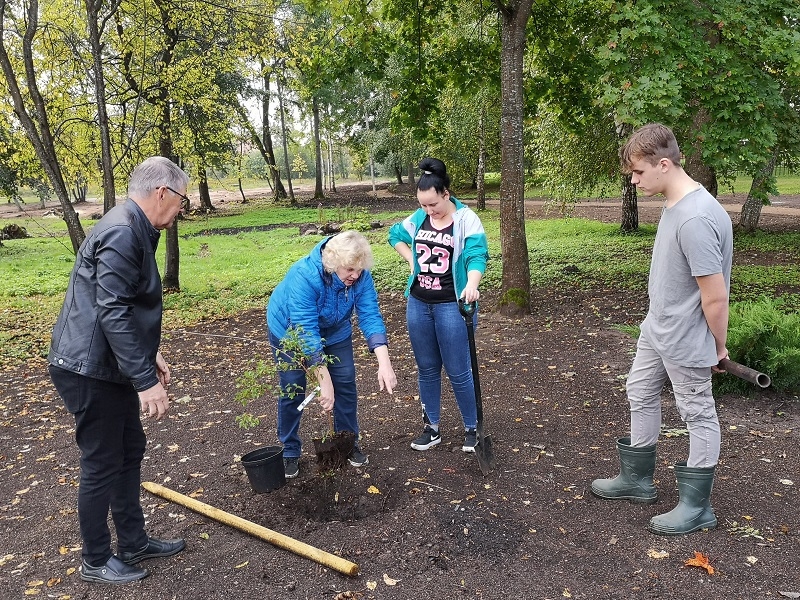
top-left (321, 230), bottom-right (374, 272)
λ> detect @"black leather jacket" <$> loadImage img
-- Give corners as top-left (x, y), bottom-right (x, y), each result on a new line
top-left (48, 200), bottom-right (163, 391)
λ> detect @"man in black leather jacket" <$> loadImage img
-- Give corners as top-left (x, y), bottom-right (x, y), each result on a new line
top-left (48, 157), bottom-right (190, 584)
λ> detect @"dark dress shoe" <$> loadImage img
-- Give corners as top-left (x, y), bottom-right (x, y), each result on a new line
top-left (80, 556), bottom-right (149, 584)
top-left (118, 537), bottom-right (186, 565)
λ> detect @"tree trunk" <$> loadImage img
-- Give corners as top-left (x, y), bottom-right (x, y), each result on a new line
top-left (407, 162), bottom-right (415, 187)
top-left (328, 134), bottom-right (336, 193)
top-left (85, 0), bottom-right (117, 214)
top-left (312, 96), bottom-right (324, 199)
top-left (620, 173), bottom-right (638, 233)
top-left (476, 107), bottom-right (486, 211)
top-left (496, 0), bottom-right (533, 316)
top-left (393, 166), bottom-right (403, 184)
top-left (159, 108), bottom-right (180, 293)
top-left (260, 68), bottom-right (287, 199)
top-left (120, 0), bottom-right (180, 290)
top-left (685, 109), bottom-right (718, 198)
top-left (198, 164), bottom-right (214, 212)
top-left (277, 76), bottom-right (296, 206)
top-left (0, 0), bottom-right (85, 252)
top-left (739, 150), bottom-right (778, 232)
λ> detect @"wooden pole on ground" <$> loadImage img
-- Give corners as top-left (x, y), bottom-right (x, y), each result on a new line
top-left (141, 482), bottom-right (359, 576)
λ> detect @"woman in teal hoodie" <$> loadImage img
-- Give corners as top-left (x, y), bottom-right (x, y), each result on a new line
top-left (388, 158), bottom-right (489, 453)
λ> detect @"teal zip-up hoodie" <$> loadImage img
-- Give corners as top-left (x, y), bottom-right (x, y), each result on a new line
top-left (388, 197), bottom-right (489, 299)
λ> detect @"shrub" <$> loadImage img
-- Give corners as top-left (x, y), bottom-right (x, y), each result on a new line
top-left (717, 297), bottom-right (800, 395)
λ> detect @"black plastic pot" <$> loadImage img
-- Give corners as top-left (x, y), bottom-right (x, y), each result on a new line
top-left (241, 446), bottom-right (286, 493)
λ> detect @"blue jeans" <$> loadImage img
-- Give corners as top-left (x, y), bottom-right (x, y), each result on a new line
top-left (270, 330), bottom-right (359, 459)
top-left (48, 365), bottom-right (148, 566)
top-left (626, 331), bottom-right (720, 467)
top-left (406, 296), bottom-right (477, 430)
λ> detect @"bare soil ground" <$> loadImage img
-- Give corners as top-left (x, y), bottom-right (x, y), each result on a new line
top-left (1, 183), bottom-right (799, 600)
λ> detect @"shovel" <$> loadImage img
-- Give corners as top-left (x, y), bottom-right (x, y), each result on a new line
top-left (458, 299), bottom-right (495, 475)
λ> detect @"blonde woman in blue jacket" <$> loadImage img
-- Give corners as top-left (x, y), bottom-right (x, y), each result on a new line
top-left (267, 231), bottom-right (397, 478)
top-left (388, 158), bottom-right (489, 452)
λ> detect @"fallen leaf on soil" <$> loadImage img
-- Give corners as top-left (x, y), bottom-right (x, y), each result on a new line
top-left (647, 549), bottom-right (669, 559)
top-left (383, 574), bottom-right (399, 586)
top-left (746, 556), bottom-right (758, 565)
top-left (46, 578), bottom-right (60, 587)
top-left (366, 581), bottom-right (377, 590)
top-left (608, 536), bottom-right (618, 545)
top-left (778, 592), bottom-right (800, 599)
top-left (199, 533), bottom-right (209, 540)
top-left (562, 589), bottom-right (572, 598)
top-left (684, 551), bottom-right (714, 574)
top-left (65, 568), bottom-right (76, 576)
top-left (779, 479), bottom-right (794, 485)
top-left (234, 561), bottom-right (248, 569)
top-left (367, 485), bottom-right (381, 494)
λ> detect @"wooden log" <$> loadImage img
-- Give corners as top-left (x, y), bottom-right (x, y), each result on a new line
top-left (141, 481), bottom-right (359, 576)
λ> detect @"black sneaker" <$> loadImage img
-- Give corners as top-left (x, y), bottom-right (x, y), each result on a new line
top-left (284, 457), bottom-right (299, 479)
top-left (411, 425), bottom-right (441, 451)
top-left (348, 446), bottom-right (369, 467)
top-left (462, 429), bottom-right (477, 453)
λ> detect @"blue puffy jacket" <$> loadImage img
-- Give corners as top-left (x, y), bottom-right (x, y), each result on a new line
top-left (266, 236), bottom-right (389, 365)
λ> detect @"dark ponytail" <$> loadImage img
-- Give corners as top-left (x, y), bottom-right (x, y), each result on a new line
top-left (417, 157), bottom-right (450, 195)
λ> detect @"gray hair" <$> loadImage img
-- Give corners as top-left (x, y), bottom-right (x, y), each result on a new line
top-left (321, 230), bottom-right (374, 272)
top-left (127, 157), bottom-right (189, 198)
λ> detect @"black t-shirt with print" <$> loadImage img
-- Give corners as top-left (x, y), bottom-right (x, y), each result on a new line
top-left (410, 216), bottom-right (455, 303)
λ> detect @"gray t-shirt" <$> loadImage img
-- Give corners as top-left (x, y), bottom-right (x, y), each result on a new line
top-left (641, 186), bottom-right (733, 367)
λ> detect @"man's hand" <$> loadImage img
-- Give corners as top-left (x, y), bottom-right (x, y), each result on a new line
top-left (139, 382), bottom-right (170, 420)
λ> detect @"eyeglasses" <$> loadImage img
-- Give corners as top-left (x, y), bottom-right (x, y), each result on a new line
top-left (165, 186), bottom-right (190, 211)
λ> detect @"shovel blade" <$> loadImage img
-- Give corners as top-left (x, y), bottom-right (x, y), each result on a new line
top-left (475, 424), bottom-right (495, 475)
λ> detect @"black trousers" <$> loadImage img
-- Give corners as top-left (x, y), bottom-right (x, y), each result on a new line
top-left (49, 366), bottom-right (148, 566)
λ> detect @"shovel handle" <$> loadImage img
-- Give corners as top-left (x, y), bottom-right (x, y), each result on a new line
top-left (458, 298), bottom-right (476, 318)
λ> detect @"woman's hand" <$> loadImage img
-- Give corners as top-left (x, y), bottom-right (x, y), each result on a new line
top-left (460, 286), bottom-right (480, 303)
top-left (461, 270), bottom-right (483, 304)
top-left (316, 366), bottom-right (335, 411)
top-left (374, 345), bottom-right (396, 394)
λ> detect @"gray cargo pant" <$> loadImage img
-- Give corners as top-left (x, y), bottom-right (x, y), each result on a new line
top-left (626, 331), bottom-right (720, 467)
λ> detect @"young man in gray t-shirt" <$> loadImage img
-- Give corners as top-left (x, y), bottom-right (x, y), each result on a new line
top-left (591, 123), bottom-right (733, 536)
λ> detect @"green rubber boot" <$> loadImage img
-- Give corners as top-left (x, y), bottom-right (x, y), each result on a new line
top-left (648, 462), bottom-right (717, 535)
top-left (590, 437), bottom-right (658, 504)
